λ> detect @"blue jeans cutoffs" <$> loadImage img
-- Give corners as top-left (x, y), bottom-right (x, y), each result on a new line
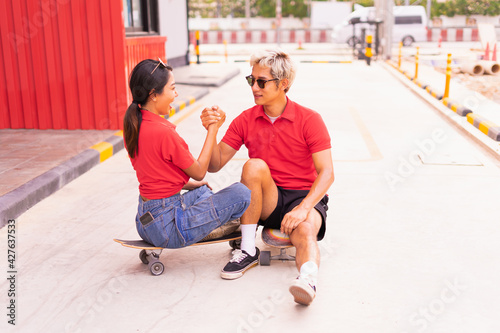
top-left (135, 183), bottom-right (251, 248)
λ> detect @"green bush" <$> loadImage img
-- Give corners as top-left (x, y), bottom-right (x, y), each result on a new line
top-left (432, 0), bottom-right (500, 17)
top-left (188, 0), bottom-right (500, 19)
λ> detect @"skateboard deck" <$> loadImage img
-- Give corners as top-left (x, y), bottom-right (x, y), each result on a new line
top-left (114, 232), bottom-right (242, 249)
top-left (261, 227), bottom-right (293, 247)
top-left (114, 232), bottom-right (241, 276)
top-left (260, 227), bottom-right (295, 266)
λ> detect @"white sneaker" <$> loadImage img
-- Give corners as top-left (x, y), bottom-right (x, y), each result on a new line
top-left (289, 276), bottom-right (317, 306)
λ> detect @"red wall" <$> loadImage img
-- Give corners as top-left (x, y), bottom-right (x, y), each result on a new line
top-left (0, 0), bottom-right (129, 130)
top-left (125, 36), bottom-right (168, 106)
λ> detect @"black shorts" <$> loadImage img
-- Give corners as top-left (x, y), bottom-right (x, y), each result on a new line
top-left (258, 187), bottom-right (329, 241)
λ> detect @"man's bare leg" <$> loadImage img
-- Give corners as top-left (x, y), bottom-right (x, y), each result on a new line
top-left (221, 159), bottom-right (278, 279)
top-left (240, 158), bottom-right (279, 226)
top-left (289, 210), bottom-right (322, 270)
top-left (288, 209), bottom-right (322, 305)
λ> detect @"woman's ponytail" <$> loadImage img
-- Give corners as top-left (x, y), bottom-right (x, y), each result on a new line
top-left (123, 101), bottom-right (142, 158)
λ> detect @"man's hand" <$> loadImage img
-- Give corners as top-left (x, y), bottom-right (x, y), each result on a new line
top-left (201, 105), bottom-right (225, 130)
top-left (280, 205), bottom-right (310, 235)
top-left (183, 179), bottom-right (212, 191)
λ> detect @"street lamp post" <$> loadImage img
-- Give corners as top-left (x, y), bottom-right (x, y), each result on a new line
top-left (276, 0), bottom-right (282, 46)
top-left (376, 0), bottom-right (394, 60)
top-left (245, 0), bottom-right (250, 28)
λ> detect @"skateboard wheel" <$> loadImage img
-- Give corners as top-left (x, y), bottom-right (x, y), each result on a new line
top-left (139, 250), bottom-right (149, 264)
top-left (229, 239), bottom-right (241, 250)
top-left (260, 251), bottom-right (271, 266)
top-left (149, 262), bottom-right (164, 276)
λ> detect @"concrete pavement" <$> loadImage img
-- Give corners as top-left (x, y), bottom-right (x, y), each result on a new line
top-left (0, 64), bottom-right (239, 227)
top-left (2, 44), bottom-right (500, 332)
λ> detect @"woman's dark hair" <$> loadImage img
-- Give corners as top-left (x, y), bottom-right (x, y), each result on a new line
top-left (123, 59), bottom-right (173, 158)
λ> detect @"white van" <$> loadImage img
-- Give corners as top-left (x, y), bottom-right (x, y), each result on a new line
top-left (331, 5), bottom-right (427, 47)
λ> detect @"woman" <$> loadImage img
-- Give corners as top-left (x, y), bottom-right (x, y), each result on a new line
top-left (123, 58), bottom-right (250, 248)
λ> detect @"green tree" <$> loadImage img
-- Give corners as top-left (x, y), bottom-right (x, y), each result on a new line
top-left (189, 0), bottom-right (500, 19)
top-left (189, 0), bottom-right (321, 19)
top-left (282, 0), bottom-right (308, 18)
top-left (255, 0), bottom-right (275, 17)
top-left (431, 0), bottom-right (500, 17)
top-left (255, 0), bottom-right (309, 18)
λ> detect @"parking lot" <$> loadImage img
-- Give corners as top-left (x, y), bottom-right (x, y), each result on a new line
top-left (2, 42), bottom-right (500, 332)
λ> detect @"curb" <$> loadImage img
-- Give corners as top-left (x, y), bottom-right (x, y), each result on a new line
top-left (386, 61), bottom-right (500, 141)
top-left (0, 132), bottom-right (122, 228)
top-left (186, 27), bottom-right (500, 44)
top-left (466, 113), bottom-right (500, 141)
top-left (0, 92), bottom-right (208, 228)
top-left (382, 61), bottom-right (500, 161)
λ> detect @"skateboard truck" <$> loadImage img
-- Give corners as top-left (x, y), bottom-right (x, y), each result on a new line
top-left (139, 249), bottom-right (164, 276)
top-left (260, 227), bottom-right (295, 266)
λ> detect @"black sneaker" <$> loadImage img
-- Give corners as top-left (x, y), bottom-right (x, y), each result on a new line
top-left (221, 248), bottom-right (260, 280)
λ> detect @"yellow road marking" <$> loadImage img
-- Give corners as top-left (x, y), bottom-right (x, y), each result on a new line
top-left (346, 107), bottom-right (383, 162)
top-left (171, 103), bottom-right (202, 125)
top-left (91, 141), bottom-right (113, 162)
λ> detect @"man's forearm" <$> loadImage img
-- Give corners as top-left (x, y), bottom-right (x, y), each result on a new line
top-left (299, 168), bottom-right (334, 212)
top-left (208, 143), bottom-right (222, 172)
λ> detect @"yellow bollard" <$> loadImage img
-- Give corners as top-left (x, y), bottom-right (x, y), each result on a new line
top-left (224, 39), bottom-right (228, 63)
top-left (443, 53), bottom-right (452, 99)
top-left (398, 42), bottom-right (402, 69)
top-left (195, 30), bottom-right (201, 64)
top-left (414, 47), bottom-right (419, 80)
top-left (365, 35), bottom-right (373, 66)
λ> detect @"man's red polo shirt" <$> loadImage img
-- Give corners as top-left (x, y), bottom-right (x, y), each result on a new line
top-left (222, 98), bottom-right (331, 190)
top-left (129, 110), bottom-right (195, 199)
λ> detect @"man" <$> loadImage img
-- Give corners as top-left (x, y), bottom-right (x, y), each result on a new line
top-left (201, 48), bottom-right (334, 306)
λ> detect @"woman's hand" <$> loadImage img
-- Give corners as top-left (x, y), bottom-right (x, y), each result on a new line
top-left (200, 105), bottom-right (225, 130)
top-left (183, 179), bottom-right (212, 191)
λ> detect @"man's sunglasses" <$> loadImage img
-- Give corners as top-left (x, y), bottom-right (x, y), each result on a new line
top-left (245, 75), bottom-right (279, 89)
top-left (151, 57), bottom-right (167, 74)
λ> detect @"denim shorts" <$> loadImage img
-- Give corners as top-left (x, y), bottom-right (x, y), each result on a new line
top-left (135, 183), bottom-right (251, 248)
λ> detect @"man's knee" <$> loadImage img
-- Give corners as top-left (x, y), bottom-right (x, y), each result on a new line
top-left (291, 221), bottom-right (317, 243)
top-left (290, 212), bottom-right (322, 243)
top-left (241, 158), bottom-right (270, 182)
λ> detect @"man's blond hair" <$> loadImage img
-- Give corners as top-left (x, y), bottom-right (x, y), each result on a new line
top-left (250, 48), bottom-right (297, 93)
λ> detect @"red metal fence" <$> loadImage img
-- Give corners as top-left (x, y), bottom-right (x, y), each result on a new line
top-left (0, 0), bottom-right (165, 130)
top-left (124, 36), bottom-right (167, 106)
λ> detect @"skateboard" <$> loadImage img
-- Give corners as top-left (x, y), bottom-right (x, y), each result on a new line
top-left (114, 232), bottom-right (241, 276)
top-left (259, 227), bottom-right (295, 266)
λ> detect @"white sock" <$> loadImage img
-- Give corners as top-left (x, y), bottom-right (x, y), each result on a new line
top-left (300, 261), bottom-right (318, 286)
top-left (240, 224), bottom-right (257, 256)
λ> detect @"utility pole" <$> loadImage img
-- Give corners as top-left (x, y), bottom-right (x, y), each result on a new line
top-left (276, 0), bottom-right (282, 46)
top-left (426, 0), bottom-right (431, 27)
top-left (307, 0), bottom-right (311, 21)
top-left (245, 0), bottom-right (250, 29)
top-left (216, 0), bottom-right (221, 18)
top-left (375, 0), bottom-right (394, 60)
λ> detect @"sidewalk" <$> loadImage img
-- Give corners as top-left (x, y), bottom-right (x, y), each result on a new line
top-left (0, 63), bottom-right (240, 227)
top-left (383, 46), bottom-right (500, 157)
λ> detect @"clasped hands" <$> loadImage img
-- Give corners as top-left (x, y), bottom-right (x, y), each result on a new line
top-left (200, 105), bottom-right (226, 130)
